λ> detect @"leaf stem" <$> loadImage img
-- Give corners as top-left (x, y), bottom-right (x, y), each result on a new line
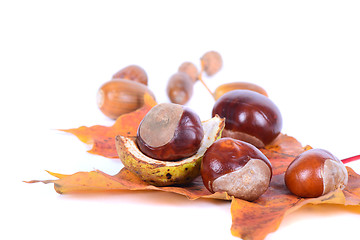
top-left (341, 155), bottom-right (360, 164)
top-left (198, 59), bottom-right (216, 100)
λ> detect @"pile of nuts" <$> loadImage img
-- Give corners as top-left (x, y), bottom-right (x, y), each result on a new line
top-left (97, 51), bottom-right (348, 201)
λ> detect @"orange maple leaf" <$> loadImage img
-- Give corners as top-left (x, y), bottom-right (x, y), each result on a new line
top-left (60, 93), bottom-right (156, 158)
top-left (27, 113), bottom-right (360, 240)
top-left (230, 167), bottom-right (360, 240)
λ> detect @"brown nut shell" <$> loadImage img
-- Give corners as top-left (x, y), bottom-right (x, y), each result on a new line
top-left (137, 103), bottom-right (204, 161)
top-left (97, 79), bottom-right (155, 119)
top-left (212, 90), bottom-right (282, 147)
top-left (166, 72), bottom-right (194, 105)
top-left (201, 138), bottom-right (272, 201)
top-left (112, 65), bottom-right (148, 85)
top-left (178, 62), bottom-right (198, 82)
top-left (214, 82), bottom-right (268, 100)
top-left (201, 51), bottom-right (223, 76)
top-left (285, 149), bottom-right (348, 198)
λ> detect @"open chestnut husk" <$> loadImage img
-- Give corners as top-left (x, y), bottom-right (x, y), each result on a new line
top-left (212, 90), bottom-right (282, 148)
top-left (285, 149), bottom-right (348, 198)
top-left (201, 138), bottom-right (272, 201)
top-left (116, 115), bottom-right (225, 186)
top-left (137, 103), bottom-right (204, 161)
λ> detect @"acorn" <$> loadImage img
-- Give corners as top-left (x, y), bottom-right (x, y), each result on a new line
top-left (201, 51), bottom-right (223, 76)
top-left (112, 65), bottom-right (148, 85)
top-left (166, 72), bottom-right (194, 105)
top-left (97, 79), bottom-right (155, 119)
top-left (214, 82), bottom-right (268, 100)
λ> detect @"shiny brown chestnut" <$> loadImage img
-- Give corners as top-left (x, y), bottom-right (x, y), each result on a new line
top-left (212, 90), bottom-right (282, 148)
top-left (285, 149), bottom-right (348, 198)
top-left (201, 138), bottom-right (272, 201)
top-left (166, 72), bottom-right (194, 105)
top-left (112, 65), bottom-right (148, 85)
top-left (97, 79), bottom-right (155, 119)
top-left (137, 103), bottom-right (204, 161)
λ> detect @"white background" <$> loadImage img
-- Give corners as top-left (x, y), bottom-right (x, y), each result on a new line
top-left (1, 1), bottom-right (360, 239)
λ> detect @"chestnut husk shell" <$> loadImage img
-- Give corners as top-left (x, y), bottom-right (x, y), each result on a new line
top-left (115, 115), bottom-right (225, 186)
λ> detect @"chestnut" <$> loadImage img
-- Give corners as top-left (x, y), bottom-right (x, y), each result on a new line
top-left (285, 149), bottom-right (348, 198)
top-left (137, 103), bottom-right (204, 161)
top-left (212, 90), bottom-right (282, 148)
top-left (201, 138), bottom-right (272, 201)
top-left (112, 65), bottom-right (148, 85)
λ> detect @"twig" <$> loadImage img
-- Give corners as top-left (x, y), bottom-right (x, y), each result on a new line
top-left (198, 59), bottom-right (216, 100)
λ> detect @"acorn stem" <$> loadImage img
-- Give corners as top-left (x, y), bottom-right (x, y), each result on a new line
top-left (341, 154), bottom-right (360, 164)
top-left (198, 59), bottom-right (216, 100)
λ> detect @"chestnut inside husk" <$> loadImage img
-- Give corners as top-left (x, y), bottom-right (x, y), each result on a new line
top-left (137, 103), bottom-right (204, 161)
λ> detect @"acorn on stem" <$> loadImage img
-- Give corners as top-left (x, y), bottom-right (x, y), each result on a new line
top-left (201, 51), bottom-right (223, 76)
top-left (166, 72), bottom-right (194, 105)
top-left (178, 61), bottom-right (198, 82)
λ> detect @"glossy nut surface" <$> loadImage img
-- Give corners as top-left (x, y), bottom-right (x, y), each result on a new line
top-left (201, 138), bottom-right (272, 201)
top-left (112, 65), bottom-right (148, 85)
top-left (166, 72), bottom-right (194, 105)
top-left (137, 103), bottom-right (204, 161)
top-left (97, 79), bottom-right (155, 119)
top-left (285, 149), bottom-right (348, 198)
top-left (214, 82), bottom-right (268, 100)
top-left (212, 90), bottom-right (282, 147)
